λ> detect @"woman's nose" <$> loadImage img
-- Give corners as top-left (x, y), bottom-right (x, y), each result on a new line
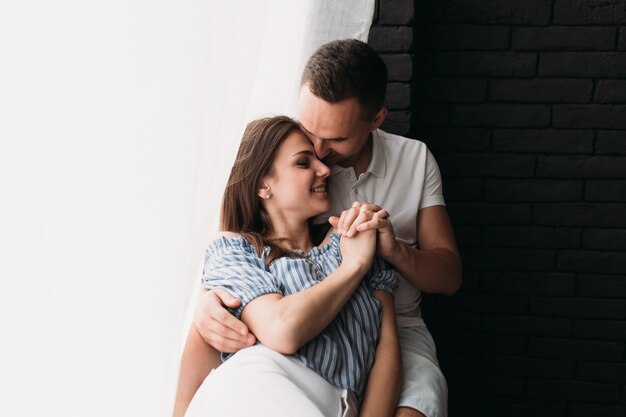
top-left (317, 161), bottom-right (330, 177)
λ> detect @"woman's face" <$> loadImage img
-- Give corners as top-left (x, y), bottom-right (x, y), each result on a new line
top-left (261, 130), bottom-right (331, 221)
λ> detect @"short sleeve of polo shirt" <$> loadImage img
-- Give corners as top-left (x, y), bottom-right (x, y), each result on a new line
top-left (202, 236), bottom-right (282, 319)
top-left (420, 147), bottom-right (445, 209)
top-left (366, 257), bottom-right (399, 294)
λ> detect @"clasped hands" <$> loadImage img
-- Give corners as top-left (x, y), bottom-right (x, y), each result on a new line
top-left (329, 201), bottom-right (399, 262)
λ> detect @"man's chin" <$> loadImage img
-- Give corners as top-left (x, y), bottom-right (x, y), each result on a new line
top-left (322, 156), bottom-right (342, 166)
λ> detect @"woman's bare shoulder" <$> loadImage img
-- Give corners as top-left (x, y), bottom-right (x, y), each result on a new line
top-left (318, 227), bottom-right (338, 247)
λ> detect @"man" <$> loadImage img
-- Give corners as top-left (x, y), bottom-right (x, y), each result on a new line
top-left (194, 39), bottom-right (461, 417)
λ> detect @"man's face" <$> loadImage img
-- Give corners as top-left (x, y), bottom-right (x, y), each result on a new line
top-left (297, 85), bottom-right (378, 168)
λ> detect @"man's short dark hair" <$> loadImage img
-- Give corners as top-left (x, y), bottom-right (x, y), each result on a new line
top-left (301, 39), bottom-right (387, 120)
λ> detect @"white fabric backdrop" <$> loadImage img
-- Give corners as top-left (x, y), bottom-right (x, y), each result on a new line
top-left (0, 1), bottom-right (374, 416)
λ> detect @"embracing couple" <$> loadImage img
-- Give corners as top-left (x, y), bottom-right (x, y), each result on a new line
top-left (173, 39), bottom-right (461, 417)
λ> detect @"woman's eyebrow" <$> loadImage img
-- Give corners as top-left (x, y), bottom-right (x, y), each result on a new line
top-left (292, 150), bottom-right (315, 157)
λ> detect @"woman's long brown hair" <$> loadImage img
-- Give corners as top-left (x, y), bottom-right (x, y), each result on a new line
top-left (220, 116), bottom-right (303, 263)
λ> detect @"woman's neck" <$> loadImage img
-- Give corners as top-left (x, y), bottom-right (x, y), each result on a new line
top-left (267, 217), bottom-right (313, 252)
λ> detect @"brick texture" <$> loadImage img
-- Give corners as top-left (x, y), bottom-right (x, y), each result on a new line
top-left (526, 379), bottom-right (620, 402)
top-left (447, 0), bottom-right (552, 25)
top-left (596, 131), bottom-right (626, 154)
top-left (620, 27), bottom-right (626, 50)
top-left (478, 396), bottom-right (568, 417)
top-left (513, 27), bottom-right (617, 51)
top-left (574, 320), bottom-right (626, 340)
top-left (417, 25), bottom-right (509, 50)
top-left (437, 51), bottom-right (537, 76)
top-left (570, 404), bottom-right (626, 417)
top-left (585, 180), bottom-right (626, 202)
top-left (594, 81), bottom-right (626, 103)
top-left (582, 229), bottom-right (626, 250)
top-left (489, 79), bottom-right (593, 103)
top-left (379, 0), bottom-right (414, 25)
top-left (553, 0), bottom-right (626, 25)
top-left (483, 225), bottom-right (581, 247)
top-left (492, 129), bottom-right (594, 153)
top-left (481, 272), bottom-right (575, 296)
top-left (370, 1), bottom-right (626, 415)
top-left (539, 53), bottom-right (626, 77)
top-left (553, 105), bottom-right (626, 129)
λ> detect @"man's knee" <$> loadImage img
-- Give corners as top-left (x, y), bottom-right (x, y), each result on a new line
top-left (394, 406), bottom-right (426, 417)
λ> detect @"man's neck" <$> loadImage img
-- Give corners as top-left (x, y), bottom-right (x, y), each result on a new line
top-left (338, 134), bottom-right (373, 177)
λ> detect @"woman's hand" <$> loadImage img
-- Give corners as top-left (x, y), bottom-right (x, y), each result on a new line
top-left (330, 205), bottom-right (377, 275)
top-left (329, 202), bottom-right (400, 262)
top-left (339, 226), bottom-right (376, 275)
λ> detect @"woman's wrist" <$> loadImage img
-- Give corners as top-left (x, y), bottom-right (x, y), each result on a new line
top-left (340, 258), bottom-right (371, 277)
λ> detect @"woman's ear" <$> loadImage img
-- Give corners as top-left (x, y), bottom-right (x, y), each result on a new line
top-left (257, 183), bottom-right (272, 200)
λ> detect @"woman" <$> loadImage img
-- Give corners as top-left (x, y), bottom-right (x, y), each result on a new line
top-left (174, 116), bottom-right (401, 417)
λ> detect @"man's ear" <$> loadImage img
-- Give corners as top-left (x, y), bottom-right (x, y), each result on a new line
top-left (371, 106), bottom-right (388, 130)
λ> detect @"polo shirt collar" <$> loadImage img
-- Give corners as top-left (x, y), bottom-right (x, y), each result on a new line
top-left (328, 129), bottom-right (386, 178)
top-left (366, 129), bottom-right (386, 178)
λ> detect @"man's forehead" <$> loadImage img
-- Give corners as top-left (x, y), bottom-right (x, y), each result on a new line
top-left (299, 118), bottom-right (349, 141)
top-left (298, 85), bottom-right (361, 118)
top-left (298, 103), bottom-right (360, 139)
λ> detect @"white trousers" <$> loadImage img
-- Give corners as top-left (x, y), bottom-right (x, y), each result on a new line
top-left (185, 345), bottom-right (358, 417)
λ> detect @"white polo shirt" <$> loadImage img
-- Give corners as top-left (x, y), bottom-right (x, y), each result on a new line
top-left (314, 129), bottom-right (445, 327)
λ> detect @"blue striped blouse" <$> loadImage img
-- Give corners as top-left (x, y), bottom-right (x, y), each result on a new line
top-left (201, 232), bottom-right (398, 398)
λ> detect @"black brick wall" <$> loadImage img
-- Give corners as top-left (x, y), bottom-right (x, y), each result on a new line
top-left (369, 1), bottom-right (626, 416)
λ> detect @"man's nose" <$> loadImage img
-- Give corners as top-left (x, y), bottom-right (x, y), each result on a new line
top-left (313, 139), bottom-right (329, 159)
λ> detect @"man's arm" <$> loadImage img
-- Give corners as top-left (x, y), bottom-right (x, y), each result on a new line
top-left (338, 203), bottom-right (462, 295)
top-left (172, 324), bottom-right (222, 417)
top-left (193, 288), bottom-right (256, 353)
top-left (359, 291), bottom-right (401, 417)
top-left (386, 205), bottom-right (461, 295)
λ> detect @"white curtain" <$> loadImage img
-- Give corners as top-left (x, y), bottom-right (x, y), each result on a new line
top-left (0, 1), bottom-right (374, 416)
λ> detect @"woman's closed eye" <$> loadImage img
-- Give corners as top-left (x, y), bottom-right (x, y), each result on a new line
top-left (296, 159), bottom-right (311, 168)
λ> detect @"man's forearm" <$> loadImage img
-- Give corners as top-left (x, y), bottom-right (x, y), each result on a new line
top-left (386, 241), bottom-right (461, 295)
top-left (359, 291), bottom-right (401, 417)
top-left (173, 325), bottom-right (221, 417)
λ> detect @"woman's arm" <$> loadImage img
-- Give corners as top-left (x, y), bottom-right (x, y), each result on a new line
top-left (240, 253), bottom-right (371, 354)
top-left (240, 228), bottom-right (377, 355)
top-left (172, 324), bottom-right (222, 417)
top-left (359, 291), bottom-right (401, 417)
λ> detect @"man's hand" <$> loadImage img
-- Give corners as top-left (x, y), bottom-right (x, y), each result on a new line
top-left (193, 288), bottom-right (256, 353)
top-left (329, 201), bottom-right (400, 262)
